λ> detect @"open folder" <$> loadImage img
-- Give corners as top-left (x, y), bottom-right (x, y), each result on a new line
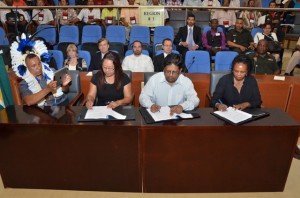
top-left (139, 106), bottom-right (200, 124)
top-left (211, 107), bottom-right (269, 125)
top-left (78, 106), bottom-right (135, 122)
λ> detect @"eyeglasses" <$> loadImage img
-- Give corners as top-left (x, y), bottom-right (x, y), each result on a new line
top-left (164, 70), bottom-right (180, 76)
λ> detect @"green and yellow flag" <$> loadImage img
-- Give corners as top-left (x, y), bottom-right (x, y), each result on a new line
top-left (0, 54), bottom-right (14, 111)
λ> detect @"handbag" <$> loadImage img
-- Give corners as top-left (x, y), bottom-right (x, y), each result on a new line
top-left (267, 41), bottom-right (282, 52)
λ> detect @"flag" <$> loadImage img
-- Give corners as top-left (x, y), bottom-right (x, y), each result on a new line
top-left (0, 54), bottom-right (14, 111)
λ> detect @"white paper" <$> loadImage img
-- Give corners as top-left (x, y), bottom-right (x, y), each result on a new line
top-left (274, 76), bottom-right (285, 81)
top-left (85, 106), bottom-right (126, 120)
top-left (147, 106), bottom-right (193, 122)
top-left (257, 15), bottom-right (266, 26)
top-left (214, 107), bottom-right (252, 124)
top-left (86, 72), bottom-right (93, 76)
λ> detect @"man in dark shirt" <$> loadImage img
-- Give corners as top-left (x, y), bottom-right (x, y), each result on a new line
top-left (248, 39), bottom-right (280, 75)
top-left (226, 18), bottom-right (255, 53)
top-left (153, 38), bottom-right (175, 72)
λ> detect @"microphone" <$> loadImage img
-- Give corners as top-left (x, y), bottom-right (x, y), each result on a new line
top-left (183, 56), bottom-right (195, 75)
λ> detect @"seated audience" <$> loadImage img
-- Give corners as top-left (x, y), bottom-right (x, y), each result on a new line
top-left (201, 0), bottom-right (221, 17)
top-left (139, 54), bottom-right (199, 114)
top-left (202, 19), bottom-right (226, 56)
top-left (173, 13), bottom-right (202, 60)
top-left (212, 0), bottom-right (236, 32)
top-left (284, 37), bottom-right (300, 76)
top-left (64, 44), bottom-right (87, 71)
top-left (226, 18), bottom-right (255, 53)
top-left (55, 0), bottom-right (77, 26)
top-left (101, 0), bottom-right (118, 29)
top-left (20, 54), bottom-right (71, 106)
top-left (166, 0), bottom-right (182, 6)
top-left (239, 0), bottom-right (261, 31)
top-left (32, 0), bottom-right (54, 26)
top-left (248, 39), bottom-right (280, 75)
top-left (211, 54), bottom-right (262, 111)
top-left (86, 52), bottom-right (133, 108)
top-left (241, 0), bottom-right (261, 7)
top-left (72, 0), bottom-right (101, 26)
top-left (253, 23), bottom-right (280, 61)
top-left (183, 0), bottom-right (202, 6)
top-left (122, 41), bottom-right (154, 72)
top-left (120, 0), bottom-right (140, 40)
top-left (229, 0), bottom-right (240, 7)
top-left (149, 0), bottom-right (169, 23)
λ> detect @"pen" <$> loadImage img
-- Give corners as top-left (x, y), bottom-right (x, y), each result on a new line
top-left (218, 99), bottom-right (223, 105)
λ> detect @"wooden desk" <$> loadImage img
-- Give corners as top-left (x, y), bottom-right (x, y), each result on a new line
top-left (286, 76), bottom-right (300, 123)
top-left (0, 106), bottom-right (299, 193)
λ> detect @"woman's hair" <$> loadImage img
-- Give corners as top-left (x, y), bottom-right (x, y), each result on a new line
top-left (97, 52), bottom-right (123, 90)
top-left (263, 22), bottom-right (273, 29)
top-left (66, 44), bottom-right (78, 57)
top-left (231, 54), bottom-right (252, 75)
top-left (163, 53), bottom-right (183, 70)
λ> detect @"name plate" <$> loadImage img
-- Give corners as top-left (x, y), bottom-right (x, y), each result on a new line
top-left (140, 7), bottom-right (164, 27)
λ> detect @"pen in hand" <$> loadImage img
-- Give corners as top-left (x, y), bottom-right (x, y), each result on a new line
top-left (217, 99), bottom-right (227, 111)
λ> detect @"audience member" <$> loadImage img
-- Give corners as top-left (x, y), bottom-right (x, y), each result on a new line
top-left (120, 0), bottom-right (140, 40)
top-left (89, 38), bottom-right (114, 71)
top-left (154, 38), bottom-right (177, 72)
top-left (139, 53), bottom-right (199, 114)
top-left (212, 0), bottom-right (236, 31)
top-left (211, 54), bottom-right (262, 111)
top-left (253, 23), bottom-right (280, 61)
top-left (183, 0), bottom-right (202, 6)
top-left (20, 54), bottom-right (71, 106)
top-left (64, 44), bottom-right (87, 71)
top-left (173, 13), bottom-right (202, 59)
top-left (248, 39), bottom-right (280, 75)
top-left (239, 0), bottom-right (261, 31)
top-left (86, 52), bottom-right (133, 108)
top-left (226, 18), bottom-right (255, 53)
top-left (101, 0), bottom-right (118, 28)
top-left (284, 37), bottom-right (300, 76)
top-left (202, 19), bottom-right (226, 56)
top-left (122, 41), bottom-right (154, 72)
top-left (149, 0), bottom-right (169, 23)
top-left (55, 0), bottom-right (77, 26)
top-left (166, 0), bottom-right (182, 6)
top-left (241, 0), bottom-right (262, 7)
top-left (72, 0), bottom-right (101, 26)
top-left (229, 0), bottom-right (240, 7)
top-left (32, 0), bottom-right (54, 27)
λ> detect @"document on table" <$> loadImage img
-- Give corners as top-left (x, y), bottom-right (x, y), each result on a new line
top-left (146, 106), bottom-right (193, 122)
top-left (213, 107), bottom-right (252, 124)
top-left (84, 106), bottom-right (126, 120)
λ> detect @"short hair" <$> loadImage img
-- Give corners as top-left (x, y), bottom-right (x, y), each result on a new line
top-left (163, 53), bottom-right (183, 70)
top-left (66, 44), bottom-right (78, 56)
top-left (247, 0), bottom-right (254, 6)
top-left (269, 1), bottom-right (276, 6)
top-left (187, 13), bottom-right (195, 20)
top-left (231, 54), bottom-right (252, 75)
top-left (210, 18), bottom-right (218, 24)
top-left (97, 38), bottom-right (109, 45)
top-left (263, 22), bottom-right (273, 29)
top-left (131, 40), bottom-right (142, 49)
top-left (25, 53), bottom-right (39, 65)
top-left (162, 38), bottom-right (172, 45)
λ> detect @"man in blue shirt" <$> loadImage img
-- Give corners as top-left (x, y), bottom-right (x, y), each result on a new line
top-left (139, 54), bottom-right (199, 114)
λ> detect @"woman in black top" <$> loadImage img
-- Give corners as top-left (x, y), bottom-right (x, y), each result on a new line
top-left (211, 54), bottom-right (262, 111)
top-left (86, 52), bottom-right (133, 109)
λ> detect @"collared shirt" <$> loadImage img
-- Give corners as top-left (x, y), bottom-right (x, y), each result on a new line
top-left (139, 72), bottom-right (200, 110)
top-left (32, 9), bottom-right (54, 25)
top-left (250, 54), bottom-right (279, 75)
top-left (212, 10), bottom-right (236, 27)
top-left (55, 9), bottom-right (77, 25)
top-left (202, 29), bottom-right (226, 49)
top-left (101, 8), bottom-right (118, 20)
top-left (122, 54), bottom-right (154, 72)
top-left (77, 8), bottom-right (101, 23)
top-left (183, 0), bottom-right (202, 6)
top-left (226, 28), bottom-right (253, 48)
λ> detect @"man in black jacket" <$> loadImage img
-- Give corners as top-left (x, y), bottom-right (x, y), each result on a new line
top-left (173, 13), bottom-right (202, 60)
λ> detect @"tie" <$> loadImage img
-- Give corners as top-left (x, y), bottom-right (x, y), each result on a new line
top-left (187, 28), bottom-right (194, 50)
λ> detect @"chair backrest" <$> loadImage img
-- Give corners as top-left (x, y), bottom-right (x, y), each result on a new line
top-left (69, 0), bottom-right (75, 5)
top-left (59, 25), bottom-right (79, 45)
top-left (294, 14), bottom-right (300, 24)
top-left (109, 42), bottom-right (125, 61)
top-left (214, 51), bottom-right (239, 71)
top-left (125, 49), bottom-right (149, 57)
top-left (203, 26), bottom-right (224, 33)
top-left (81, 42), bottom-right (99, 57)
top-left (123, 70), bottom-right (132, 80)
top-left (155, 50), bottom-right (179, 56)
top-left (168, 10), bottom-right (187, 34)
top-left (251, 27), bottom-right (263, 38)
top-left (129, 26), bottom-right (150, 46)
top-left (144, 72), bottom-right (157, 85)
top-left (185, 51), bottom-right (211, 73)
top-left (48, 50), bottom-right (64, 69)
top-left (210, 71), bottom-right (231, 96)
top-left (153, 26), bottom-right (174, 46)
top-left (67, 70), bottom-right (81, 105)
top-left (81, 25), bottom-right (102, 44)
top-left (0, 27), bottom-right (9, 45)
top-left (106, 25), bottom-right (126, 44)
top-left (36, 25), bottom-right (56, 45)
top-left (78, 50), bottom-right (91, 70)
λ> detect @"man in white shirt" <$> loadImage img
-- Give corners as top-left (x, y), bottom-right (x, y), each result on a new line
top-left (183, 0), bottom-right (202, 6)
top-left (122, 40), bottom-right (154, 72)
top-left (72, 0), bottom-right (101, 25)
top-left (32, 0), bottom-right (54, 26)
top-left (139, 53), bottom-right (199, 114)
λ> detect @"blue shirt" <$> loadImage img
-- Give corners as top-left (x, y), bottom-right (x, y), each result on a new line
top-left (139, 72), bottom-right (199, 110)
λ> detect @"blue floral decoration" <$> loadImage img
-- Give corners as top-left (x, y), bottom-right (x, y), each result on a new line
top-left (18, 64), bottom-right (27, 76)
top-left (41, 52), bottom-right (50, 63)
top-left (17, 38), bottom-right (35, 54)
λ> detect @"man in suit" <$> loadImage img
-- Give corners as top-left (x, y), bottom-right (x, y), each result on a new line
top-left (89, 38), bottom-right (111, 71)
top-left (173, 13), bottom-right (202, 60)
top-left (153, 38), bottom-right (174, 72)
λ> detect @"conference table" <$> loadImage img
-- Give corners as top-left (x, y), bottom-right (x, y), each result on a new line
top-left (0, 105), bottom-right (299, 193)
